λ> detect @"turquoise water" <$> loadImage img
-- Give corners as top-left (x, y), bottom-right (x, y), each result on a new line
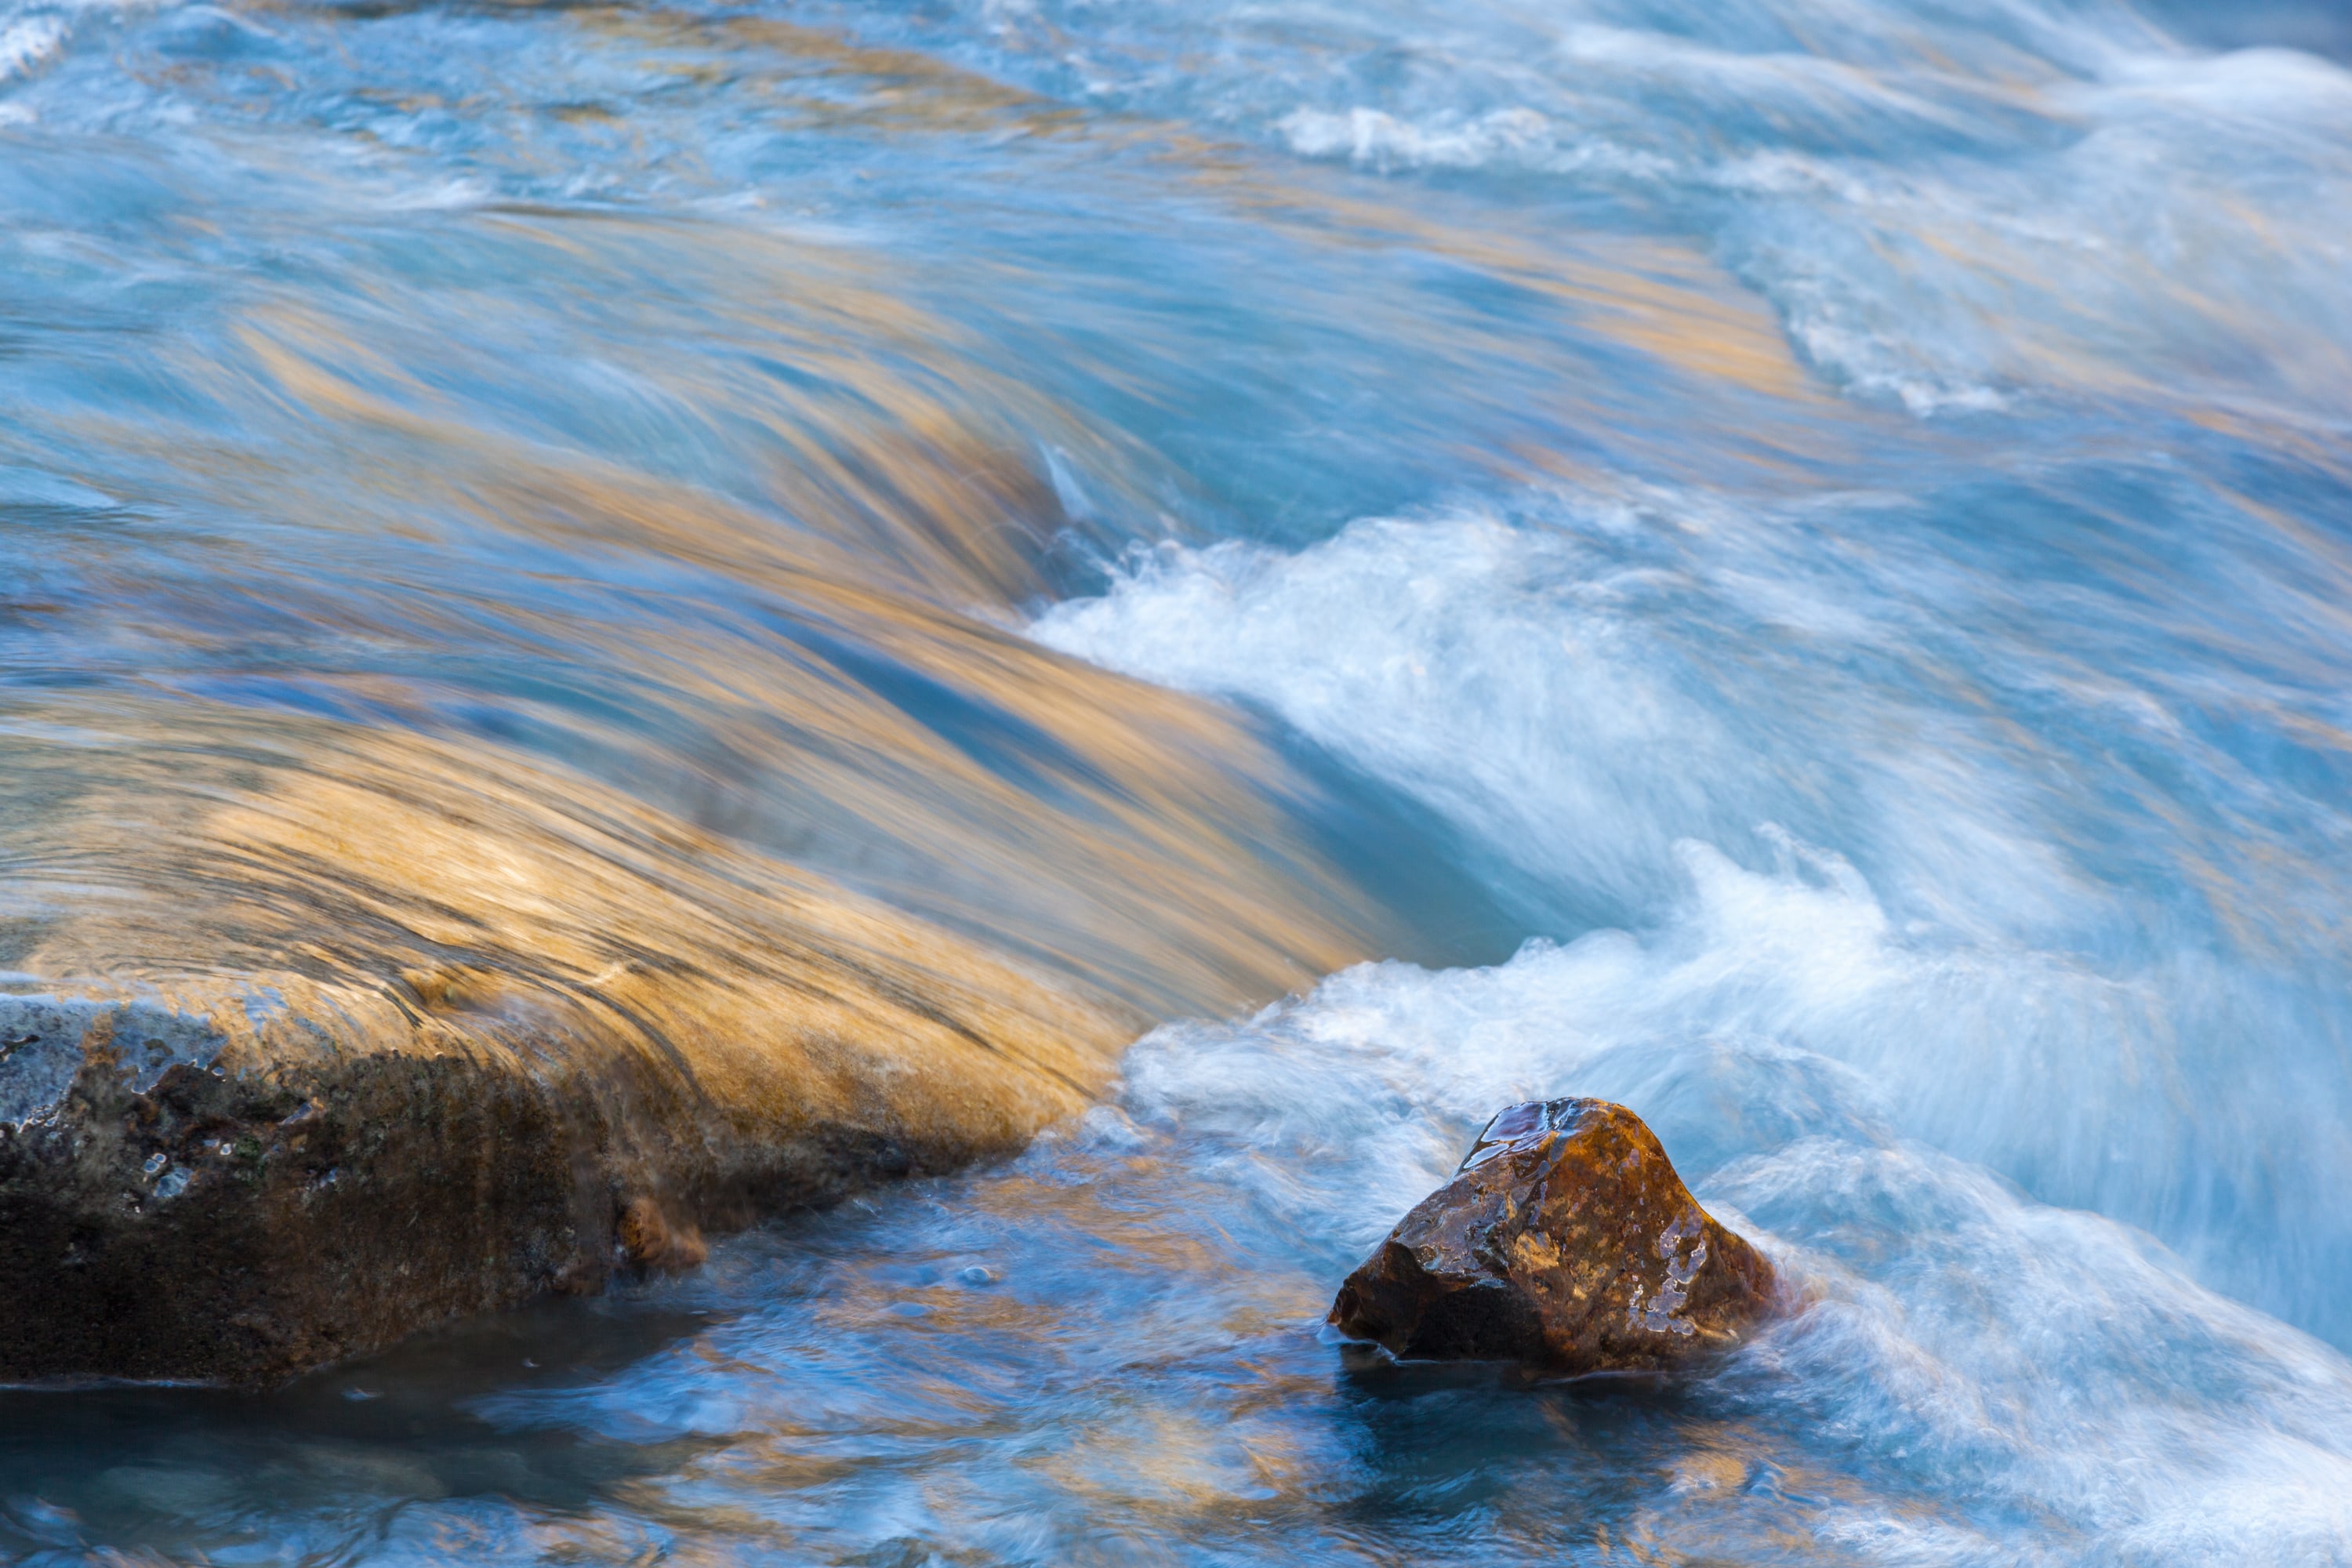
top-left (5, 0), bottom-right (2352, 1560)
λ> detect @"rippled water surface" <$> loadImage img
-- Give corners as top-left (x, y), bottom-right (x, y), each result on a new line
top-left (6, 0), bottom-right (2352, 1560)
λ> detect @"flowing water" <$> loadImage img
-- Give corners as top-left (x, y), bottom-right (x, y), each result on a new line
top-left (5, 0), bottom-right (2352, 1560)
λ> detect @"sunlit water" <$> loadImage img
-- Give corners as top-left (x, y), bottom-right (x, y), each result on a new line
top-left (6, 0), bottom-right (2352, 1561)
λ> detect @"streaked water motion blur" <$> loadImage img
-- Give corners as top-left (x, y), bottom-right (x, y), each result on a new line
top-left (5, 0), bottom-right (2352, 1559)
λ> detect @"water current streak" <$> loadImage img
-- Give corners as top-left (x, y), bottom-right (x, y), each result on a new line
top-left (3, 0), bottom-right (2351, 1561)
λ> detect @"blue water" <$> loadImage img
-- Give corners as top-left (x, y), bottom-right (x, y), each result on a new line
top-left (5, 0), bottom-right (2352, 1560)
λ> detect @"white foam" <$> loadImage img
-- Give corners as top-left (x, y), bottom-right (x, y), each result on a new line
top-left (1277, 104), bottom-right (1672, 179)
top-left (1034, 497), bottom-right (2087, 938)
top-left (0, 14), bottom-right (64, 82)
top-left (1115, 917), bottom-right (2352, 1561)
top-left (1120, 832), bottom-right (2146, 1247)
top-left (1031, 488), bottom-right (2352, 1341)
top-left (947, 0), bottom-right (2352, 416)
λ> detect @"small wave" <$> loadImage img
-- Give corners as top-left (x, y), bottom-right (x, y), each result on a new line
top-left (868, 0), bottom-right (2352, 419)
top-left (1033, 479), bottom-right (2352, 1345)
top-left (1115, 907), bottom-right (2352, 1561)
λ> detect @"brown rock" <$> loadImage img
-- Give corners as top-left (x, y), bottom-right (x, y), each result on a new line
top-left (0, 714), bottom-right (1371, 1387)
top-left (1327, 1098), bottom-right (1777, 1374)
top-left (618, 1196), bottom-right (709, 1274)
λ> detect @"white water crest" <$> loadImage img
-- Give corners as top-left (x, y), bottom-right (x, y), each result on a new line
top-left (1033, 483), bottom-right (2352, 1348)
top-left (1120, 935), bottom-right (2352, 1564)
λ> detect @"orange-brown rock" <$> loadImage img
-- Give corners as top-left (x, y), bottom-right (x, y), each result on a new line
top-left (0, 710), bottom-right (1376, 1388)
top-left (1328, 1099), bottom-right (1777, 1374)
top-left (618, 1196), bottom-right (710, 1275)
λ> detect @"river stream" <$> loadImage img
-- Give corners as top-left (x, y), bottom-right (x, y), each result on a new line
top-left (4, 0), bottom-right (2351, 1561)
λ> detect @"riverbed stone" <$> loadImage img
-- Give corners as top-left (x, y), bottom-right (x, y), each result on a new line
top-left (0, 724), bottom-right (1157, 1387)
top-left (0, 656), bottom-right (1385, 1385)
top-left (1327, 1098), bottom-right (1777, 1374)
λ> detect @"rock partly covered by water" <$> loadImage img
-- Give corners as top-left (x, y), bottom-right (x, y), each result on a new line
top-left (0, 717), bottom-right (1363, 1388)
top-left (1328, 1098), bottom-right (1777, 1374)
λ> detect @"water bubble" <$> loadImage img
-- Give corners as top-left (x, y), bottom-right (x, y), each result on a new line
top-left (142, 1152), bottom-right (169, 1178)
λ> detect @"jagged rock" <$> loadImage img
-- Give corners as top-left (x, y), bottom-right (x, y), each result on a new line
top-left (1327, 1098), bottom-right (1777, 1374)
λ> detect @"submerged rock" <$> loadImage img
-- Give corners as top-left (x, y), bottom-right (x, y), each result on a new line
top-left (0, 721), bottom-right (1272, 1388)
top-left (1327, 1098), bottom-right (1777, 1374)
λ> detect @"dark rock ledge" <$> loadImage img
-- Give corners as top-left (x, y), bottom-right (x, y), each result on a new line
top-left (0, 960), bottom-right (1113, 1387)
top-left (0, 728), bottom-right (1151, 1387)
top-left (1329, 1098), bottom-right (1778, 1374)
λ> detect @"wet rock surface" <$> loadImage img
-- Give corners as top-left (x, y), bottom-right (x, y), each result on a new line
top-left (0, 967), bottom-right (1102, 1388)
top-left (1328, 1098), bottom-right (1777, 1374)
top-left (0, 729), bottom-right (1166, 1388)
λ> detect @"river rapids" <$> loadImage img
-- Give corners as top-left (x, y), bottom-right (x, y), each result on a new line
top-left (3, 0), bottom-right (2352, 1561)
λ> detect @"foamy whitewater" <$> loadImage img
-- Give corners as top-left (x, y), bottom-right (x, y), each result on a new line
top-left (5, 0), bottom-right (2352, 1561)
